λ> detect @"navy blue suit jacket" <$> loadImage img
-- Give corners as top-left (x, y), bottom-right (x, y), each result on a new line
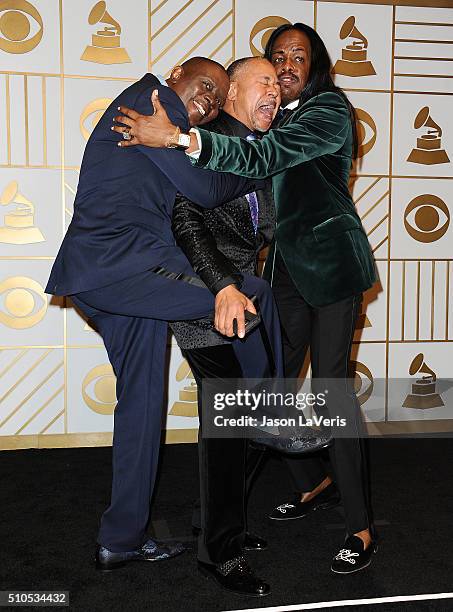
top-left (46, 73), bottom-right (259, 296)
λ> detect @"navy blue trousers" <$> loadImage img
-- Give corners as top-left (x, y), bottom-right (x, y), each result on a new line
top-left (72, 269), bottom-right (282, 553)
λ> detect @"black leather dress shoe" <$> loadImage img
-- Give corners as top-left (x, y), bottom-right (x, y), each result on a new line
top-left (192, 528), bottom-right (267, 552)
top-left (269, 482), bottom-right (340, 520)
top-left (95, 538), bottom-right (185, 572)
top-left (254, 426), bottom-right (332, 455)
top-left (331, 535), bottom-right (378, 574)
top-left (198, 556), bottom-right (270, 597)
top-left (244, 533), bottom-right (267, 551)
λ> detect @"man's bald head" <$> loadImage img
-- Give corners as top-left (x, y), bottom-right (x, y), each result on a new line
top-left (227, 56), bottom-right (268, 82)
top-left (167, 57), bottom-right (230, 126)
top-left (224, 56), bottom-right (280, 132)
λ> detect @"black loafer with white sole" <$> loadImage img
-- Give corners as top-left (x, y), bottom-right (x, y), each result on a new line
top-left (269, 482), bottom-right (340, 521)
top-left (331, 534), bottom-right (378, 574)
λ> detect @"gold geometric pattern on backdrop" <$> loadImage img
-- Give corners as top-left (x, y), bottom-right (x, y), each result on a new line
top-left (0, 348), bottom-right (64, 435)
top-left (393, 6), bottom-right (453, 94)
top-left (0, 73), bottom-right (61, 168)
top-left (353, 176), bottom-right (389, 257)
top-left (0, 0), bottom-right (452, 449)
top-left (150, 0), bottom-right (234, 77)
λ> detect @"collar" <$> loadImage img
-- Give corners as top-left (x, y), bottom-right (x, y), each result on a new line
top-left (156, 74), bottom-right (168, 87)
top-left (282, 99), bottom-right (299, 111)
top-left (217, 110), bottom-right (258, 139)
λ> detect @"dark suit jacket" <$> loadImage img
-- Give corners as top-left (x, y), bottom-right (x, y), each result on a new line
top-left (170, 111), bottom-right (275, 348)
top-left (172, 111), bottom-right (275, 293)
top-left (46, 74), bottom-right (260, 297)
top-left (193, 92), bottom-right (377, 307)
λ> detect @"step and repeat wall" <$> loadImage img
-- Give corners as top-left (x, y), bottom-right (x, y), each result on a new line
top-left (0, 0), bottom-right (452, 449)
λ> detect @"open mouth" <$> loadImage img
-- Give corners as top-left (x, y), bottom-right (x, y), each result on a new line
top-left (257, 101), bottom-right (277, 122)
top-left (193, 100), bottom-right (207, 117)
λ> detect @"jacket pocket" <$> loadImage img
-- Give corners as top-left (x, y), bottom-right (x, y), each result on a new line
top-left (313, 213), bottom-right (362, 243)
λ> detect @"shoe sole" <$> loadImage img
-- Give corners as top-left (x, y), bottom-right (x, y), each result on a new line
top-left (330, 544), bottom-right (378, 575)
top-left (331, 557), bottom-right (372, 575)
top-left (198, 566), bottom-right (271, 598)
top-left (96, 548), bottom-right (185, 572)
top-left (268, 498), bottom-right (341, 521)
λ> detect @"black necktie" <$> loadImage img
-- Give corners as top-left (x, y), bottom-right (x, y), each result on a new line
top-left (275, 107), bottom-right (293, 126)
top-left (245, 133), bottom-right (259, 233)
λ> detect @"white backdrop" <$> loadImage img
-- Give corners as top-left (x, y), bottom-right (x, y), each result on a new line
top-left (0, 0), bottom-right (452, 449)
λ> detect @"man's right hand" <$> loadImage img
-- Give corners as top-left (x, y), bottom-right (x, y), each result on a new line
top-left (214, 285), bottom-right (257, 338)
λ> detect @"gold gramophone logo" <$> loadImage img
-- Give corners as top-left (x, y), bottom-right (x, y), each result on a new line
top-left (0, 276), bottom-right (47, 329)
top-left (169, 359), bottom-right (198, 417)
top-left (404, 194), bottom-right (450, 243)
top-left (82, 363), bottom-right (117, 415)
top-left (0, 180), bottom-right (44, 244)
top-left (81, 1), bottom-right (131, 65)
top-left (352, 361), bottom-right (374, 405)
top-left (356, 108), bottom-right (377, 158)
top-left (333, 16), bottom-right (376, 77)
top-left (80, 97), bottom-right (113, 140)
top-left (407, 107), bottom-right (450, 166)
top-left (0, 0), bottom-right (43, 54)
top-left (402, 353), bottom-right (444, 409)
top-left (249, 16), bottom-right (291, 57)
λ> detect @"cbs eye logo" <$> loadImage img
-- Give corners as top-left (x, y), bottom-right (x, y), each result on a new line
top-left (0, 276), bottom-right (47, 329)
top-left (80, 98), bottom-right (113, 141)
top-left (352, 361), bottom-right (373, 405)
top-left (82, 363), bottom-right (117, 415)
top-left (249, 16), bottom-right (291, 57)
top-left (404, 194), bottom-right (450, 243)
top-left (355, 108), bottom-right (377, 158)
top-left (0, 0), bottom-right (43, 54)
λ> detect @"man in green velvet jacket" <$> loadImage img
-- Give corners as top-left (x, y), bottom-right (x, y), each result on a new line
top-left (193, 88), bottom-right (376, 305)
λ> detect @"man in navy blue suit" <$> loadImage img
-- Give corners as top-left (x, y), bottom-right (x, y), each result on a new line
top-left (46, 58), bottom-right (280, 592)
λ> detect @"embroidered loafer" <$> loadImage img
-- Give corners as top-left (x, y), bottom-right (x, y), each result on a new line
top-left (331, 535), bottom-right (377, 574)
top-left (269, 482), bottom-right (340, 521)
top-left (198, 556), bottom-right (270, 597)
top-left (95, 538), bottom-right (185, 571)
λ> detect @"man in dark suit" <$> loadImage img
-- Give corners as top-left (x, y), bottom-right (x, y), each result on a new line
top-left (169, 57), bottom-right (279, 596)
top-left (45, 58), bottom-right (281, 582)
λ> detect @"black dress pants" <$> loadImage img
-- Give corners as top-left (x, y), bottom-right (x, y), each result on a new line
top-left (272, 250), bottom-right (371, 535)
top-left (183, 344), bottom-right (265, 565)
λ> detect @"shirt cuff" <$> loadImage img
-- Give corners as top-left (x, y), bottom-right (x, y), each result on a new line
top-left (186, 128), bottom-right (201, 159)
top-left (211, 274), bottom-right (243, 295)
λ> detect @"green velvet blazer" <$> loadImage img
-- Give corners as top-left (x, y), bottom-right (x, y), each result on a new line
top-left (194, 91), bottom-right (376, 307)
